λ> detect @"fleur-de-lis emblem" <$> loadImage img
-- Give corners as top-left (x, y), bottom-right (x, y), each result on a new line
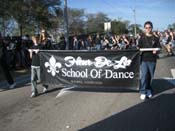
top-left (45, 56), bottom-right (62, 76)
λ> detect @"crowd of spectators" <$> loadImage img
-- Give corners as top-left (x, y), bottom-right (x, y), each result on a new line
top-left (71, 29), bottom-right (175, 53)
top-left (0, 28), bottom-right (175, 70)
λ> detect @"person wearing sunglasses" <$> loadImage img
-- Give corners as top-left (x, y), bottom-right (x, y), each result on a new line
top-left (138, 21), bottom-right (160, 100)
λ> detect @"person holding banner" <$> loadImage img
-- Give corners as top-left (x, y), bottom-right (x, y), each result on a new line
top-left (39, 29), bottom-right (53, 93)
top-left (29, 36), bottom-right (48, 97)
top-left (138, 21), bottom-right (160, 100)
top-left (39, 29), bottom-right (54, 50)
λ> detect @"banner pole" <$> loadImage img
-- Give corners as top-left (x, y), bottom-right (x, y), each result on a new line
top-left (139, 48), bottom-right (161, 51)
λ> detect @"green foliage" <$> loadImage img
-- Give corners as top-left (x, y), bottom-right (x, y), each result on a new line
top-left (128, 24), bottom-right (143, 34)
top-left (1, 0), bottom-right (168, 37)
top-left (68, 8), bottom-right (85, 35)
top-left (0, 0), bottom-right (62, 35)
top-left (111, 20), bottom-right (129, 35)
top-left (168, 23), bottom-right (175, 31)
top-left (86, 12), bottom-right (110, 34)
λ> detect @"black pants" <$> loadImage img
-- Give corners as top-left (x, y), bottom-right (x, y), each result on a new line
top-left (0, 58), bottom-right (14, 85)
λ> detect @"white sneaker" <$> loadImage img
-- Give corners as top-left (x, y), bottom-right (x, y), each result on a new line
top-left (9, 83), bottom-right (16, 89)
top-left (146, 90), bottom-right (153, 98)
top-left (147, 93), bottom-right (152, 98)
top-left (30, 92), bottom-right (36, 98)
top-left (43, 87), bottom-right (47, 93)
top-left (140, 94), bottom-right (146, 100)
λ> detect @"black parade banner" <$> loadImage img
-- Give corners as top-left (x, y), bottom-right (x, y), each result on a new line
top-left (39, 50), bottom-right (140, 90)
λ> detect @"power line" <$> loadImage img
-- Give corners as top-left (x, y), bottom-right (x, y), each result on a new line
top-left (101, 0), bottom-right (126, 16)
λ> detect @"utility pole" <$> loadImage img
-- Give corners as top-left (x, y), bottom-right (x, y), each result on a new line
top-left (133, 8), bottom-right (137, 38)
top-left (132, 0), bottom-right (137, 38)
top-left (63, 0), bottom-right (69, 50)
top-left (1, 0), bottom-right (6, 36)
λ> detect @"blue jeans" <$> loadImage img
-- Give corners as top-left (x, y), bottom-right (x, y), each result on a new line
top-left (31, 67), bottom-right (40, 93)
top-left (96, 44), bottom-right (101, 50)
top-left (140, 61), bottom-right (156, 94)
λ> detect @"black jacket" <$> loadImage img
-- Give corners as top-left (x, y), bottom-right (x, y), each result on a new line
top-left (31, 45), bottom-right (40, 66)
top-left (138, 34), bottom-right (160, 62)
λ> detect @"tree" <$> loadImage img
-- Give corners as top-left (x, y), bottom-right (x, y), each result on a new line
top-left (128, 24), bottom-right (142, 35)
top-left (111, 20), bottom-right (128, 35)
top-left (168, 23), bottom-right (175, 30)
top-left (0, 0), bottom-right (62, 36)
top-left (67, 8), bottom-right (86, 35)
top-left (86, 12), bottom-right (110, 34)
top-left (0, 0), bottom-right (13, 36)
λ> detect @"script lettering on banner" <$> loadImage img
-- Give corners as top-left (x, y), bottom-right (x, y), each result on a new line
top-left (40, 50), bottom-right (140, 90)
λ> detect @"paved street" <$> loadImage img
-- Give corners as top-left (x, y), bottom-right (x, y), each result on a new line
top-left (0, 54), bottom-right (175, 131)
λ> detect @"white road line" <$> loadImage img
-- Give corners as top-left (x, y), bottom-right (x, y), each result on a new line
top-left (162, 77), bottom-right (174, 79)
top-left (56, 86), bottom-right (76, 98)
top-left (171, 69), bottom-right (175, 78)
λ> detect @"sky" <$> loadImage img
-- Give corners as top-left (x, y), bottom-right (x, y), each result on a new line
top-left (67, 0), bottom-right (175, 31)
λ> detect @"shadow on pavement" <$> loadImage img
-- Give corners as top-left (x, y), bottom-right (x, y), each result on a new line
top-left (69, 87), bottom-right (138, 93)
top-left (35, 87), bottom-right (63, 97)
top-left (152, 79), bottom-right (175, 95)
top-left (67, 79), bottom-right (175, 94)
top-left (79, 93), bottom-right (175, 131)
top-left (79, 79), bottom-right (175, 130)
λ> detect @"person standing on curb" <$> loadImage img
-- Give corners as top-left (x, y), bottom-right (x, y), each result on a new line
top-left (0, 37), bottom-right (16, 89)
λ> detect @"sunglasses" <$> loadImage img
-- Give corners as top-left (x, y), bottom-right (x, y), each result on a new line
top-left (145, 26), bottom-right (152, 29)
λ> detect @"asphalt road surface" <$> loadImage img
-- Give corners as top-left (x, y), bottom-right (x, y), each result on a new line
top-left (0, 54), bottom-right (175, 131)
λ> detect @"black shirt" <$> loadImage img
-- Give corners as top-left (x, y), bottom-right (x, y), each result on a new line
top-left (40, 39), bottom-right (54, 50)
top-left (138, 34), bottom-right (160, 62)
top-left (31, 45), bottom-right (40, 66)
